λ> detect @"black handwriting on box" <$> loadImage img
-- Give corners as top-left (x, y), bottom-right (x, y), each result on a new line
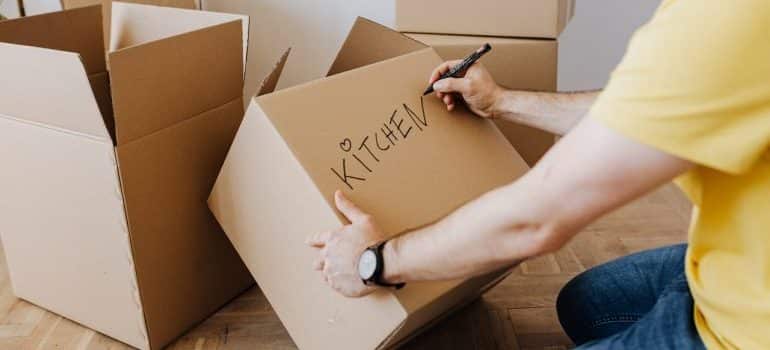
top-left (331, 97), bottom-right (428, 190)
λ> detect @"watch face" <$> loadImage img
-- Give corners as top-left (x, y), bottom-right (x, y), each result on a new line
top-left (358, 249), bottom-right (378, 280)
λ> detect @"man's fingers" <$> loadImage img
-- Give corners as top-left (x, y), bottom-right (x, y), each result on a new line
top-left (334, 190), bottom-right (369, 223)
top-left (429, 60), bottom-right (463, 85)
top-left (306, 230), bottom-right (332, 247)
top-left (432, 77), bottom-right (470, 95)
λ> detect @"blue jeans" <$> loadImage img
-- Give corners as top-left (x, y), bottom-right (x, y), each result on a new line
top-left (556, 244), bottom-right (705, 349)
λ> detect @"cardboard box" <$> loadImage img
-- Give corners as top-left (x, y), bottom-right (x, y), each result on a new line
top-left (0, 0), bottom-right (22, 19)
top-left (406, 33), bottom-right (558, 166)
top-left (395, 0), bottom-right (575, 39)
top-left (0, 4), bottom-right (288, 349)
top-left (208, 18), bottom-right (529, 350)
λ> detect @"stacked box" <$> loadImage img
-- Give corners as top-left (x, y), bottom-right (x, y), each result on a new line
top-left (401, 0), bottom-right (575, 165)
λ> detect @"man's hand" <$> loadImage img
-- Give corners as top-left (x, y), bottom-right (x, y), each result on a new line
top-left (306, 190), bottom-right (388, 297)
top-left (429, 60), bottom-right (502, 118)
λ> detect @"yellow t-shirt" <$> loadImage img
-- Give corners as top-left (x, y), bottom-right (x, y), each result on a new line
top-left (590, 1), bottom-right (770, 349)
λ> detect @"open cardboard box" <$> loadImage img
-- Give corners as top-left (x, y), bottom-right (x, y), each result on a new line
top-left (0, 3), bottom-right (288, 349)
top-left (394, 0), bottom-right (575, 39)
top-left (406, 33), bottom-right (560, 166)
top-left (208, 18), bottom-right (529, 350)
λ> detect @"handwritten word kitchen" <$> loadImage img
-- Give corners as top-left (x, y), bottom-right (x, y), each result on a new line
top-left (331, 97), bottom-right (429, 190)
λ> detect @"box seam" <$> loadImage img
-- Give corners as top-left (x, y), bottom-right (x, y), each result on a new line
top-left (0, 112), bottom-right (110, 143)
top-left (116, 95), bottom-right (241, 149)
top-left (110, 146), bottom-right (152, 349)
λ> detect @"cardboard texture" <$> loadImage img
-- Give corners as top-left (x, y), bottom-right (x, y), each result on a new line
top-left (407, 33), bottom-right (559, 166)
top-left (0, 4), bottom-right (288, 349)
top-left (395, 0), bottom-right (575, 39)
top-left (209, 18), bottom-right (529, 350)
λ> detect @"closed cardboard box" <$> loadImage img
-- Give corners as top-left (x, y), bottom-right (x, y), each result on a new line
top-left (407, 33), bottom-right (558, 165)
top-left (0, 4), bottom-right (287, 349)
top-left (395, 0), bottom-right (575, 39)
top-left (208, 18), bottom-right (529, 350)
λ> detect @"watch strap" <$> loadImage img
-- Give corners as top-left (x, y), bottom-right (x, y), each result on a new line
top-left (368, 241), bottom-right (406, 290)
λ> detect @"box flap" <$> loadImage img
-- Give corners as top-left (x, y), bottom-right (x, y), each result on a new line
top-left (0, 43), bottom-right (109, 140)
top-left (108, 2), bottom-right (246, 145)
top-left (255, 48), bottom-right (291, 97)
top-left (327, 17), bottom-right (426, 76)
top-left (0, 5), bottom-right (105, 74)
top-left (58, 0), bottom-right (199, 50)
top-left (109, 2), bottom-right (246, 63)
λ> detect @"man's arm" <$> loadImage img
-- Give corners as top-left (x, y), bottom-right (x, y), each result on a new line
top-left (429, 60), bottom-right (599, 136)
top-left (380, 117), bottom-right (692, 283)
top-left (308, 62), bottom-right (691, 297)
top-left (491, 90), bottom-right (600, 136)
top-left (308, 115), bottom-right (693, 297)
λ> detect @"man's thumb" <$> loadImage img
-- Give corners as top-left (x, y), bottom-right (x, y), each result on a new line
top-left (334, 190), bottom-right (368, 223)
top-left (433, 78), bottom-right (468, 94)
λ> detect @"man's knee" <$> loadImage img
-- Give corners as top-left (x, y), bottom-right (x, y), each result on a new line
top-left (556, 270), bottom-right (598, 341)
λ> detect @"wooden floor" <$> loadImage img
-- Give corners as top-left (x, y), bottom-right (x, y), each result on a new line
top-left (0, 184), bottom-right (691, 350)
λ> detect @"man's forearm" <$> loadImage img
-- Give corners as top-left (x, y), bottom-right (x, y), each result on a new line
top-left (491, 90), bottom-right (600, 136)
top-left (380, 118), bottom-right (691, 284)
top-left (382, 174), bottom-right (553, 282)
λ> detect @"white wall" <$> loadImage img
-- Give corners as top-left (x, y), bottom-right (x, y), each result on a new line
top-left (20, 0), bottom-right (63, 16)
top-left (0, 0), bottom-right (22, 18)
top-left (558, 0), bottom-right (660, 91)
top-left (203, 0), bottom-right (660, 99)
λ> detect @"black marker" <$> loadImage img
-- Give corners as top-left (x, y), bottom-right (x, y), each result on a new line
top-left (423, 43), bottom-right (492, 96)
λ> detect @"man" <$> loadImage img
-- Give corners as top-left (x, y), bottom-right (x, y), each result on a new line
top-left (308, 1), bottom-right (770, 348)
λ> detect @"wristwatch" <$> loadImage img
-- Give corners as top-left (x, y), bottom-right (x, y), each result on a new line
top-left (358, 241), bottom-right (406, 289)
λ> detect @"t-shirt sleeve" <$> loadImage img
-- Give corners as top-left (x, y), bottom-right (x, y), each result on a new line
top-left (590, 0), bottom-right (770, 174)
